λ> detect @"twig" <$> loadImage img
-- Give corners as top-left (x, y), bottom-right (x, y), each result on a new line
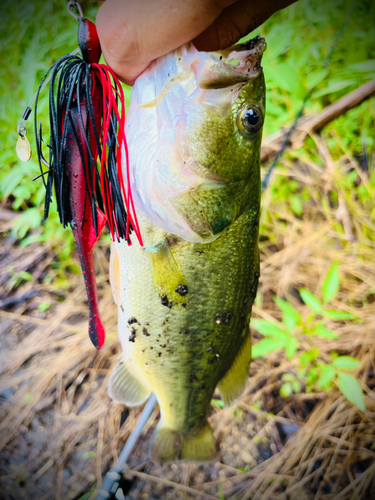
top-left (261, 79), bottom-right (375, 164)
top-left (0, 291), bottom-right (41, 309)
top-left (127, 470), bottom-right (220, 500)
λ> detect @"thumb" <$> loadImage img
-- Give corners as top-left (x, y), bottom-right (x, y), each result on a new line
top-left (193, 0), bottom-right (298, 51)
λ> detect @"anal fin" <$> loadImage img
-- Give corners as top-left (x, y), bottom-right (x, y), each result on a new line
top-left (217, 329), bottom-right (251, 407)
top-left (109, 355), bottom-right (151, 407)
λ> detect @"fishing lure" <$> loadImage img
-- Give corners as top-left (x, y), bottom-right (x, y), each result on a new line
top-left (16, 1), bottom-right (142, 349)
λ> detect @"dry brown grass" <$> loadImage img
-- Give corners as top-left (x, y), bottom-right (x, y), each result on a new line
top-left (0, 135), bottom-right (374, 500)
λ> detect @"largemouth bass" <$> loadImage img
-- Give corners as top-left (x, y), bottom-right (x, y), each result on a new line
top-left (109, 36), bottom-right (266, 464)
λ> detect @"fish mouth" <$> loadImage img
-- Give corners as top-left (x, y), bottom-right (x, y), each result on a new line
top-left (198, 36), bottom-right (266, 89)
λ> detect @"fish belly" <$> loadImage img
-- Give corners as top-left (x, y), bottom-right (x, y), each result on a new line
top-left (110, 206), bottom-right (259, 462)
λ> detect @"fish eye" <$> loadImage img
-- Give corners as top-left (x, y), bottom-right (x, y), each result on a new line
top-left (237, 105), bottom-right (263, 137)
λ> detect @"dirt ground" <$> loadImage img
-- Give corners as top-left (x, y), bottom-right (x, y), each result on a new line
top-left (0, 140), bottom-right (375, 500)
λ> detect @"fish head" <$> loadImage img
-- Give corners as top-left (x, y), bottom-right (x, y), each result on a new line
top-left (126, 36), bottom-right (266, 242)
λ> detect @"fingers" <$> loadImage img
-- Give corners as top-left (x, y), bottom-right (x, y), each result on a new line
top-left (96, 0), bottom-right (298, 85)
top-left (193, 0), bottom-right (298, 51)
top-left (96, 0), bottom-right (229, 85)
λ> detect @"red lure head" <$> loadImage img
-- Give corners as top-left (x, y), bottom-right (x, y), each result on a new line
top-left (78, 18), bottom-right (102, 64)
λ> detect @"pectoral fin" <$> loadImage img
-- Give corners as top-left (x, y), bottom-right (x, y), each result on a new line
top-left (147, 239), bottom-right (186, 303)
top-left (217, 329), bottom-right (251, 407)
top-left (109, 355), bottom-right (151, 407)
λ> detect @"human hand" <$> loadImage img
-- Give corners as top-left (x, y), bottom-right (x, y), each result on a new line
top-left (96, 0), bottom-right (297, 85)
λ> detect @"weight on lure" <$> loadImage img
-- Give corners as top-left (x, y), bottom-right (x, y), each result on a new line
top-left (16, 1), bottom-right (142, 349)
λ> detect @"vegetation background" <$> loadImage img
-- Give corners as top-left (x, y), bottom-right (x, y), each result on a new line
top-left (0, 0), bottom-right (374, 499)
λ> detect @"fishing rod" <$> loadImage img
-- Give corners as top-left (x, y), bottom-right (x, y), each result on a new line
top-left (94, 394), bottom-right (157, 500)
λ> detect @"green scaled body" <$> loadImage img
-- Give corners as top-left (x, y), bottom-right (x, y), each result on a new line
top-left (110, 37), bottom-right (266, 463)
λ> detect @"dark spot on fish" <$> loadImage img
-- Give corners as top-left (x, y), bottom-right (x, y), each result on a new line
top-left (161, 294), bottom-right (173, 308)
top-left (220, 55), bottom-right (222, 60)
top-left (161, 344), bottom-right (166, 348)
top-left (175, 284), bottom-right (188, 296)
top-left (208, 354), bottom-right (220, 364)
top-left (162, 321), bottom-right (166, 326)
top-left (143, 327), bottom-right (150, 336)
top-left (182, 303), bottom-right (187, 308)
top-left (158, 352), bottom-right (162, 357)
top-left (145, 322), bottom-right (149, 326)
top-left (120, 305), bottom-right (124, 312)
top-left (129, 332), bottom-right (136, 342)
top-left (128, 317), bottom-right (137, 325)
top-left (190, 373), bottom-right (198, 383)
top-left (214, 312), bottom-right (231, 325)
top-left (150, 346), bottom-right (153, 349)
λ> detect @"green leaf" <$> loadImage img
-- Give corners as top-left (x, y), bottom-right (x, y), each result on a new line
top-left (306, 367), bottom-right (319, 384)
top-left (318, 364), bottom-right (336, 389)
top-left (252, 337), bottom-right (287, 359)
top-left (324, 310), bottom-right (356, 320)
top-left (337, 372), bottom-right (365, 412)
top-left (211, 399), bottom-right (225, 409)
top-left (347, 60), bottom-right (375, 73)
top-left (251, 319), bottom-right (288, 338)
top-left (280, 382), bottom-right (293, 398)
top-left (299, 288), bottom-right (322, 313)
top-left (299, 348), bottom-right (319, 367)
top-left (37, 301), bottom-right (51, 312)
top-left (292, 380), bottom-right (301, 393)
top-left (290, 195), bottom-right (303, 216)
top-left (306, 68), bottom-right (329, 88)
top-left (313, 325), bottom-right (339, 339)
top-left (321, 262), bottom-right (339, 303)
top-left (332, 356), bottom-right (360, 370)
top-left (314, 79), bottom-right (357, 97)
top-left (283, 314), bottom-right (296, 333)
top-left (285, 337), bottom-right (299, 360)
top-left (274, 297), bottom-right (301, 322)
